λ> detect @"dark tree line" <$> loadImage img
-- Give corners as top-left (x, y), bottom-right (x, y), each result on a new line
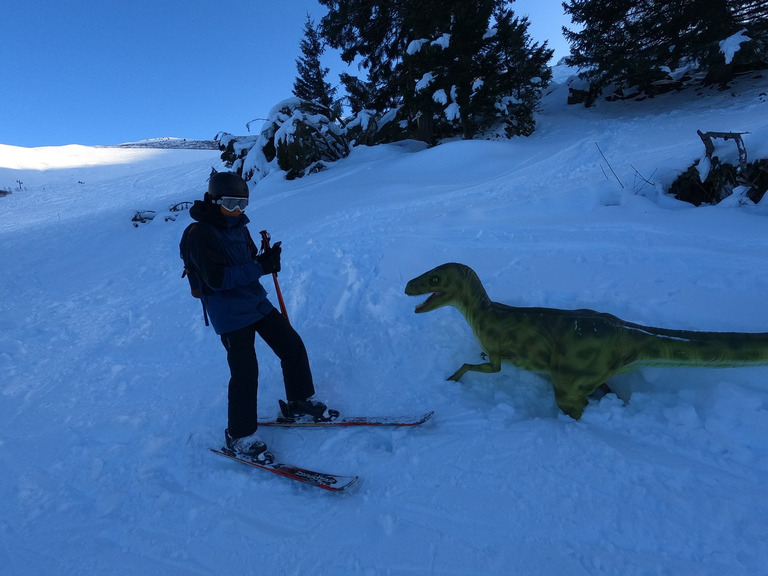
top-left (292, 0), bottom-right (553, 144)
top-left (563, 0), bottom-right (768, 105)
top-left (272, 0), bottom-right (767, 181)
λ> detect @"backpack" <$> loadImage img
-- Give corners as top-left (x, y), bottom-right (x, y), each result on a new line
top-left (179, 223), bottom-right (210, 325)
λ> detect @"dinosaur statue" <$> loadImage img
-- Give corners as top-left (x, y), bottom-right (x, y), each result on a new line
top-left (405, 262), bottom-right (768, 419)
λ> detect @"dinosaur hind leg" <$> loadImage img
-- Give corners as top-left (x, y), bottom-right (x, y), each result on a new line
top-left (553, 387), bottom-right (589, 419)
top-left (589, 383), bottom-right (613, 401)
top-left (551, 370), bottom-right (614, 419)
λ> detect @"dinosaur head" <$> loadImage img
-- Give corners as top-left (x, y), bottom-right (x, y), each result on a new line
top-left (405, 263), bottom-right (475, 313)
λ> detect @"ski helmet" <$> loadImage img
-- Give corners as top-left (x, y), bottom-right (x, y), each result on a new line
top-left (208, 172), bottom-right (249, 199)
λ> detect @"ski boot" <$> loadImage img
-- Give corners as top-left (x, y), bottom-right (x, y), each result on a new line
top-left (224, 429), bottom-right (273, 463)
top-left (278, 397), bottom-right (339, 423)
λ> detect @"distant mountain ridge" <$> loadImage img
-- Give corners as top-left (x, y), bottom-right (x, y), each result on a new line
top-left (115, 137), bottom-right (218, 150)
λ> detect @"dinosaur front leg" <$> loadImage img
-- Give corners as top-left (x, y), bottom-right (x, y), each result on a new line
top-left (447, 355), bottom-right (501, 381)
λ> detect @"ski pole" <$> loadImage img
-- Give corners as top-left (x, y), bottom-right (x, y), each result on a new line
top-left (260, 230), bottom-right (289, 323)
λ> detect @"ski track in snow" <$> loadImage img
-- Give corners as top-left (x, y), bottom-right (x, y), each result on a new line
top-left (1, 71), bottom-right (768, 575)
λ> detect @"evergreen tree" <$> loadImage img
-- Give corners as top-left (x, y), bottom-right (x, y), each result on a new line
top-left (319, 0), bottom-right (409, 114)
top-left (473, 5), bottom-right (553, 137)
top-left (293, 14), bottom-right (338, 115)
top-left (338, 73), bottom-right (378, 114)
top-left (319, 0), bottom-right (552, 143)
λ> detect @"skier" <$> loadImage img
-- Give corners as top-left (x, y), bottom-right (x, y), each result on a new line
top-left (180, 171), bottom-right (327, 458)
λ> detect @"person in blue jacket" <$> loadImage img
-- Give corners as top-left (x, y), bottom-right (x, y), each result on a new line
top-left (181, 171), bottom-right (327, 459)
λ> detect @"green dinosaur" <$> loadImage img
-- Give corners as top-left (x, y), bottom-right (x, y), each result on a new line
top-left (405, 262), bottom-right (768, 419)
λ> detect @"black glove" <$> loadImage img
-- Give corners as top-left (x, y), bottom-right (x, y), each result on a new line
top-left (257, 241), bottom-right (282, 274)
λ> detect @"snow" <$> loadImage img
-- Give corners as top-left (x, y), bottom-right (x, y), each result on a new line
top-left (407, 39), bottom-right (427, 55)
top-left (432, 33), bottom-right (451, 50)
top-left (433, 86), bottom-right (460, 120)
top-left (416, 72), bottom-right (435, 92)
top-left (2, 68), bottom-right (768, 575)
top-left (720, 29), bottom-right (751, 65)
top-left (444, 102), bottom-right (461, 122)
top-left (408, 33), bottom-right (451, 56)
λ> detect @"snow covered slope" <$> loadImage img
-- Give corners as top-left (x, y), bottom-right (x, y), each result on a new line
top-left (1, 72), bottom-right (767, 575)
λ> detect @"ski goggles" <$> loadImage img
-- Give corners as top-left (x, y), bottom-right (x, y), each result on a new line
top-left (217, 196), bottom-right (249, 211)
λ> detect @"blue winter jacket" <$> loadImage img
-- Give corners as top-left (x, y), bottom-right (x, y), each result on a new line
top-left (184, 199), bottom-right (275, 335)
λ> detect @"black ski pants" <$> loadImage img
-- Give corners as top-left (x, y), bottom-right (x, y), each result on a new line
top-left (220, 309), bottom-right (315, 438)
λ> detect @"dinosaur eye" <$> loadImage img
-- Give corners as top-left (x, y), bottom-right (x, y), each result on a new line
top-left (430, 276), bottom-right (440, 286)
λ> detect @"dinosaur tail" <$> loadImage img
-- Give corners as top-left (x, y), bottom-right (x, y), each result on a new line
top-left (628, 322), bottom-right (768, 368)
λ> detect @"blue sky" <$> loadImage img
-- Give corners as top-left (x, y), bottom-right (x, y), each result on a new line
top-left (2, 0), bottom-right (570, 147)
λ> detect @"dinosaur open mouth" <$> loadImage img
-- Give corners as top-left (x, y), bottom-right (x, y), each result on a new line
top-left (414, 292), bottom-right (442, 313)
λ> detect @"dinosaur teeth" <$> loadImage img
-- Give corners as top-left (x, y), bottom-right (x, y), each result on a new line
top-left (415, 292), bottom-right (442, 313)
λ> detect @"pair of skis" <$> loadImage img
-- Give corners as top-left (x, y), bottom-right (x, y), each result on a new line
top-left (211, 410), bottom-right (434, 492)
